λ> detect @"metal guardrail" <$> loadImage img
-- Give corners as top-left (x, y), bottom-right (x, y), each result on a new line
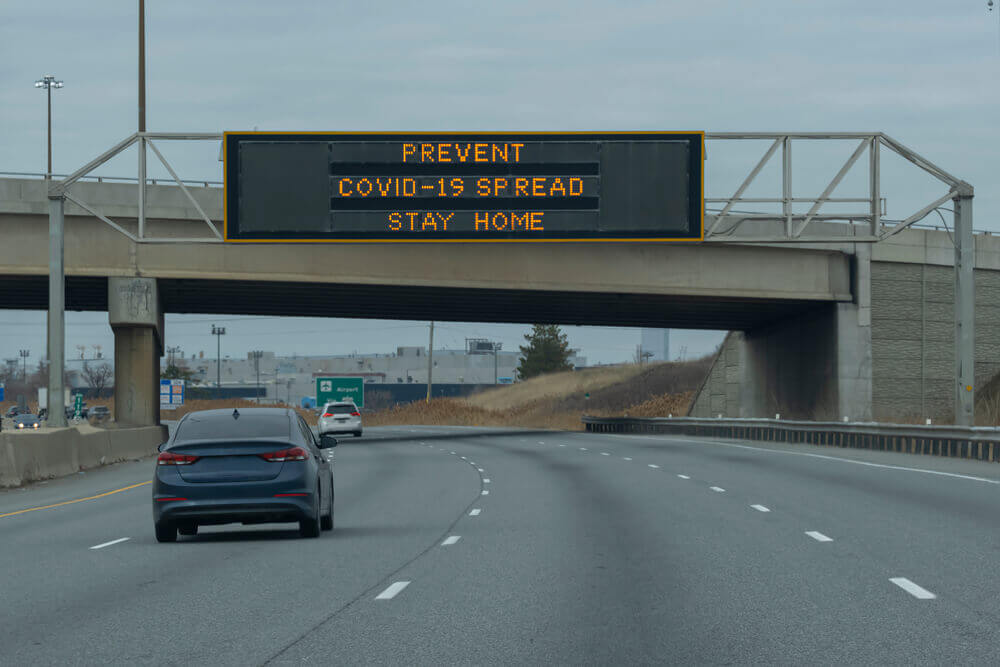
top-left (582, 416), bottom-right (1000, 463)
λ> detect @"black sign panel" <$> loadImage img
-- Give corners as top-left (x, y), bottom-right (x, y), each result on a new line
top-left (223, 132), bottom-right (703, 242)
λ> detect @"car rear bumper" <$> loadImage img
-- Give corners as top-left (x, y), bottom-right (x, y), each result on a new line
top-left (153, 465), bottom-right (318, 526)
top-left (154, 498), bottom-right (314, 525)
top-left (318, 418), bottom-right (362, 434)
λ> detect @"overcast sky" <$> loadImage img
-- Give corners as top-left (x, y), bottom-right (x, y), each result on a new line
top-left (2, 1), bottom-right (998, 367)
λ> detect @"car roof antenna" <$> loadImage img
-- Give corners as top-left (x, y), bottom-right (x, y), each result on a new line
top-left (232, 408), bottom-right (240, 419)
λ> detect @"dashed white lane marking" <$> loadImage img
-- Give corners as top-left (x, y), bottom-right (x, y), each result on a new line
top-left (602, 434), bottom-right (1000, 485)
top-left (890, 578), bottom-right (936, 599)
top-left (677, 474), bottom-right (690, 479)
top-left (469, 509), bottom-right (481, 516)
top-left (478, 468), bottom-right (484, 472)
top-left (483, 479), bottom-right (491, 483)
top-left (750, 504), bottom-right (771, 512)
top-left (579, 447), bottom-right (588, 451)
top-left (623, 457), bottom-right (632, 461)
top-left (601, 452), bottom-right (610, 456)
top-left (90, 537), bottom-right (130, 550)
top-left (481, 490), bottom-right (490, 495)
top-left (558, 444), bottom-right (566, 447)
top-left (460, 456), bottom-right (466, 460)
top-left (538, 441), bottom-right (545, 445)
top-left (376, 581), bottom-right (411, 600)
top-left (805, 531), bottom-right (833, 542)
top-left (441, 535), bottom-right (461, 546)
top-left (710, 486), bottom-right (725, 493)
top-left (647, 464), bottom-right (660, 469)
top-left (450, 451), bottom-right (456, 455)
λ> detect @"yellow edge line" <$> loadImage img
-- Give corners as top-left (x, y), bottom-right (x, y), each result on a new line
top-left (0, 480), bottom-right (150, 519)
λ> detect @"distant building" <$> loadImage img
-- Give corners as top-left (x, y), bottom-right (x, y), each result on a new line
top-left (175, 346), bottom-right (586, 405)
top-left (640, 329), bottom-right (670, 362)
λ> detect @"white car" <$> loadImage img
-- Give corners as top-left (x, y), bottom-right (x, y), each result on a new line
top-left (318, 401), bottom-right (362, 437)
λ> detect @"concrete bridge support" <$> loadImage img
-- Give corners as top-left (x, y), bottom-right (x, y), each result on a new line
top-left (109, 277), bottom-right (163, 426)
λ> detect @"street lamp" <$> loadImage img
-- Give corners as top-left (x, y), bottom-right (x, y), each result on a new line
top-left (211, 325), bottom-right (226, 393)
top-left (33, 75), bottom-right (64, 179)
top-left (19, 350), bottom-right (30, 380)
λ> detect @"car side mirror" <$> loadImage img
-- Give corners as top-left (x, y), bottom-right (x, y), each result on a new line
top-left (318, 434), bottom-right (338, 449)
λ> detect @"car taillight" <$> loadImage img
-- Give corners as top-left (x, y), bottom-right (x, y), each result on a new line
top-left (322, 412), bottom-right (334, 417)
top-left (157, 451), bottom-right (200, 466)
top-left (258, 446), bottom-right (309, 462)
top-left (350, 411), bottom-right (361, 417)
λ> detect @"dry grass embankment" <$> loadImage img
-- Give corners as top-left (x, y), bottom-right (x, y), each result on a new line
top-left (367, 357), bottom-right (711, 431)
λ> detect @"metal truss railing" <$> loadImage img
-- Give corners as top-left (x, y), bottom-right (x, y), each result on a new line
top-left (48, 132), bottom-right (224, 243)
top-left (702, 132), bottom-right (973, 243)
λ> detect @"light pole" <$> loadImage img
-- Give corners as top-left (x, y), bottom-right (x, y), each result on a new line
top-left (167, 345), bottom-right (181, 367)
top-left (493, 342), bottom-right (502, 384)
top-left (19, 350), bottom-right (29, 380)
top-left (211, 325), bottom-right (226, 394)
top-left (250, 350), bottom-right (263, 403)
top-left (33, 75), bottom-right (64, 179)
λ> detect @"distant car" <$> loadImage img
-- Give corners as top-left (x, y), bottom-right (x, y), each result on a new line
top-left (88, 406), bottom-right (111, 422)
top-left (152, 407), bottom-right (336, 542)
top-left (13, 414), bottom-right (41, 430)
top-left (5, 406), bottom-right (25, 418)
top-left (318, 401), bottom-right (362, 437)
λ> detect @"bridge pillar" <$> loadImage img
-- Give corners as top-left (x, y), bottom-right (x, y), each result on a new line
top-left (740, 247), bottom-right (872, 421)
top-left (109, 277), bottom-right (163, 426)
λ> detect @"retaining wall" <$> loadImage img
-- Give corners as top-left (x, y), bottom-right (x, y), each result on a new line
top-left (0, 424), bottom-right (167, 488)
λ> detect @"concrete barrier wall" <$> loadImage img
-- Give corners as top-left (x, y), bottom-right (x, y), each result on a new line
top-left (0, 424), bottom-right (167, 488)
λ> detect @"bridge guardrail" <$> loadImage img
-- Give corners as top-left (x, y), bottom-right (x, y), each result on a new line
top-left (582, 416), bottom-right (1000, 462)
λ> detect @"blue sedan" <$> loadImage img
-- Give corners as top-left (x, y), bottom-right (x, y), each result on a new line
top-left (152, 407), bottom-right (336, 542)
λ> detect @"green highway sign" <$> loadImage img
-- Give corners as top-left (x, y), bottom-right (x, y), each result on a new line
top-left (73, 394), bottom-right (83, 419)
top-left (316, 376), bottom-right (364, 408)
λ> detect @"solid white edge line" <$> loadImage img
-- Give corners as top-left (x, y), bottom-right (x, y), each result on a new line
top-left (805, 531), bottom-right (833, 542)
top-left (90, 537), bottom-right (130, 550)
top-left (710, 486), bottom-right (725, 492)
top-left (441, 535), bottom-right (461, 546)
top-left (375, 581), bottom-right (411, 600)
top-left (469, 509), bottom-right (481, 516)
top-left (595, 433), bottom-right (1000, 485)
top-left (890, 577), bottom-right (936, 599)
top-left (750, 504), bottom-right (771, 512)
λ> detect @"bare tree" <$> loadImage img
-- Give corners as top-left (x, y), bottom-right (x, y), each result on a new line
top-left (83, 363), bottom-right (114, 398)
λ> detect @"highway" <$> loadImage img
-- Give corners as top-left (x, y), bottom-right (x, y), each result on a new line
top-left (1, 426), bottom-right (998, 665)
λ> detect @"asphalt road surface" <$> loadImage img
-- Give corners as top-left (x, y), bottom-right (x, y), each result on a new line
top-left (1, 426), bottom-right (998, 665)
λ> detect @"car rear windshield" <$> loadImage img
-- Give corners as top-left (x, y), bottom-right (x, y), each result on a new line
top-left (325, 404), bottom-right (357, 413)
top-left (175, 414), bottom-right (290, 440)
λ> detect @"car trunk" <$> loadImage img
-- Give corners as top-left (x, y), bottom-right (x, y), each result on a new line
top-left (168, 440), bottom-right (292, 483)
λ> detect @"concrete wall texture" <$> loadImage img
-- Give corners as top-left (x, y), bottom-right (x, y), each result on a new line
top-left (0, 424), bottom-right (168, 488)
top-left (692, 261), bottom-right (1000, 423)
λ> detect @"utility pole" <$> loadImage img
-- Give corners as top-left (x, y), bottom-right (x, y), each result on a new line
top-left (250, 350), bottom-right (263, 403)
top-left (167, 345), bottom-right (181, 367)
top-left (211, 325), bottom-right (226, 394)
top-left (493, 342), bottom-right (502, 384)
top-left (19, 350), bottom-right (29, 380)
top-left (137, 0), bottom-right (147, 239)
top-left (426, 321), bottom-right (434, 402)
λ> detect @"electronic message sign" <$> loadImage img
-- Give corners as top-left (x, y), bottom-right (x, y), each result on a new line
top-left (224, 132), bottom-right (703, 242)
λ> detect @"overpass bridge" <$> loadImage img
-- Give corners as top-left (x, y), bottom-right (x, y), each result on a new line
top-left (0, 132), bottom-right (990, 426)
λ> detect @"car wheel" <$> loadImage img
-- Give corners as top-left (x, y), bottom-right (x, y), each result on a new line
top-left (300, 500), bottom-right (321, 538)
top-left (177, 522), bottom-right (198, 536)
top-left (155, 521), bottom-right (177, 543)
